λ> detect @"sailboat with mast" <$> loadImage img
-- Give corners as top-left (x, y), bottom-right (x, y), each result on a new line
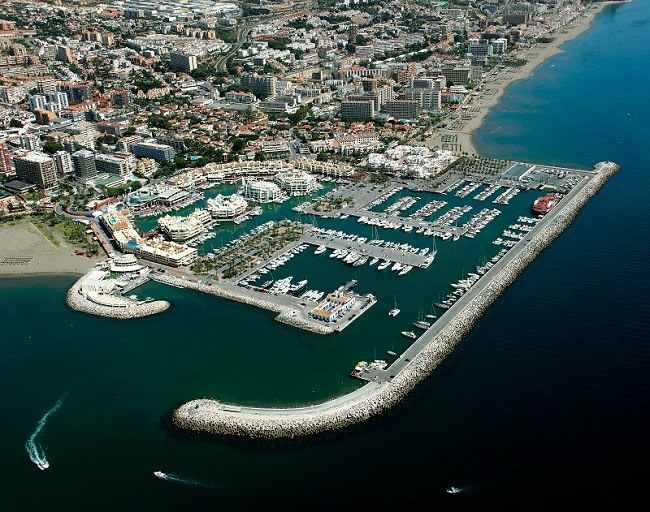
top-left (413, 306), bottom-right (431, 330)
top-left (425, 302), bottom-right (437, 320)
top-left (421, 236), bottom-right (437, 268)
top-left (388, 297), bottom-right (400, 317)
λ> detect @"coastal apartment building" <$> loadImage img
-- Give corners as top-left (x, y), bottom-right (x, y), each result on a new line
top-left (405, 78), bottom-right (443, 111)
top-left (14, 152), bottom-right (58, 189)
top-left (205, 193), bottom-right (248, 219)
top-left (158, 209), bottom-right (210, 242)
top-left (240, 74), bottom-right (277, 98)
top-left (241, 179), bottom-right (284, 203)
top-left (341, 99), bottom-right (375, 120)
top-left (441, 64), bottom-right (471, 86)
top-left (95, 154), bottom-right (131, 176)
top-left (385, 100), bottom-right (420, 120)
top-left (274, 171), bottom-right (320, 196)
top-left (169, 52), bottom-right (198, 73)
top-left (101, 211), bottom-right (197, 267)
top-left (131, 141), bottom-right (175, 162)
top-left (72, 149), bottom-right (97, 185)
top-left (54, 151), bottom-right (73, 175)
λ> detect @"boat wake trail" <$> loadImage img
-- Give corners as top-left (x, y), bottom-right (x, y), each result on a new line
top-left (156, 472), bottom-right (229, 489)
top-left (447, 483), bottom-right (481, 495)
top-left (25, 394), bottom-right (67, 471)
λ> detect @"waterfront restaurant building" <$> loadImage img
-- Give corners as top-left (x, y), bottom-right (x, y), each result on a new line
top-left (310, 292), bottom-right (356, 323)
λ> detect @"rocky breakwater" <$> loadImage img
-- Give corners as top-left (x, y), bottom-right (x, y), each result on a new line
top-left (66, 273), bottom-right (169, 319)
top-left (172, 162), bottom-right (619, 438)
top-left (151, 273), bottom-right (333, 335)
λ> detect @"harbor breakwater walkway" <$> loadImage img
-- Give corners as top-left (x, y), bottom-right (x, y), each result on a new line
top-left (150, 273), bottom-right (336, 335)
top-left (172, 161), bottom-right (620, 439)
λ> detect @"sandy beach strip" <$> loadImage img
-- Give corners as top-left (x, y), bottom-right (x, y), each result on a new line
top-left (0, 220), bottom-right (99, 277)
top-left (424, 2), bottom-right (617, 157)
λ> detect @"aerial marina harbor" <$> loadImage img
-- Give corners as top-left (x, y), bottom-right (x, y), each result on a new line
top-left (62, 155), bottom-right (620, 437)
top-left (1, 0), bottom-right (645, 507)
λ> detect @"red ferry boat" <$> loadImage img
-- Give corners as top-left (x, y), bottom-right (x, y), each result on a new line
top-left (532, 193), bottom-right (559, 215)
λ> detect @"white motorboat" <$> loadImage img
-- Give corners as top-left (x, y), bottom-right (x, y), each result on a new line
top-left (398, 265), bottom-right (413, 276)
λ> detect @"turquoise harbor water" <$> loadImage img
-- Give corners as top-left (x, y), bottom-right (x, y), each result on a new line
top-left (2, 2), bottom-right (649, 509)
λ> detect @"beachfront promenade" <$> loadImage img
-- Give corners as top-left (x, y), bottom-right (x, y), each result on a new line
top-left (173, 162), bottom-right (620, 439)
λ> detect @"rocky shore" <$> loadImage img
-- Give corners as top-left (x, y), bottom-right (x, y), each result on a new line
top-left (151, 273), bottom-right (334, 335)
top-left (66, 274), bottom-right (170, 319)
top-left (172, 162), bottom-right (620, 439)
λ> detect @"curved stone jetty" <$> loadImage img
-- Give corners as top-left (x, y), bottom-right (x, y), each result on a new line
top-left (173, 162), bottom-right (620, 439)
top-left (66, 275), bottom-right (169, 319)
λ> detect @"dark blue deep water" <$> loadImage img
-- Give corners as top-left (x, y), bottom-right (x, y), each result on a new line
top-left (1, 2), bottom-right (648, 510)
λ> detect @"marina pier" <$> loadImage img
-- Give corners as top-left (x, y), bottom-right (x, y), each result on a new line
top-left (172, 161), bottom-right (620, 439)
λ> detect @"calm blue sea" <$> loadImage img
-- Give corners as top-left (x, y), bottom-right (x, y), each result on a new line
top-left (1, 2), bottom-right (648, 510)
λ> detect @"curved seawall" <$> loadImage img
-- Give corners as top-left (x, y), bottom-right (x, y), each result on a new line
top-left (173, 162), bottom-right (620, 439)
top-left (66, 276), bottom-right (170, 319)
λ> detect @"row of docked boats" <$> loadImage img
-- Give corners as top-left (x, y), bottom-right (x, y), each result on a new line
top-left (493, 186), bottom-right (520, 205)
top-left (266, 276), bottom-right (308, 296)
top-left (408, 199), bottom-right (448, 220)
top-left (364, 186), bottom-right (402, 209)
top-left (300, 289), bottom-right (325, 302)
top-left (383, 195), bottom-right (420, 215)
top-left (492, 237), bottom-right (517, 248)
top-left (455, 181), bottom-right (482, 199)
top-left (325, 247), bottom-right (414, 275)
top-left (461, 207), bottom-right (501, 239)
top-left (257, 243), bottom-right (309, 275)
top-left (434, 249), bottom-right (508, 310)
top-left (473, 183), bottom-right (501, 201)
top-left (436, 205), bottom-right (473, 226)
top-left (213, 221), bottom-right (275, 257)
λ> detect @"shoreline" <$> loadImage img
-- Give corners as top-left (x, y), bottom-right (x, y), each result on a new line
top-left (424, 1), bottom-right (617, 156)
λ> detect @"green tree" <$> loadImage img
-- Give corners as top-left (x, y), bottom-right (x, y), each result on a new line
top-left (42, 140), bottom-right (64, 154)
top-left (231, 138), bottom-right (246, 152)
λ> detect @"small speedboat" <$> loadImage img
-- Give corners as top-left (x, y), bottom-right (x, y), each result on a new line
top-left (154, 471), bottom-right (166, 479)
top-left (446, 486), bottom-right (461, 494)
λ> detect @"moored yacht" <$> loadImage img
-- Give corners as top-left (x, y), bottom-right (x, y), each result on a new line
top-left (398, 265), bottom-right (413, 276)
top-left (377, 259), bottom-right (391, 270)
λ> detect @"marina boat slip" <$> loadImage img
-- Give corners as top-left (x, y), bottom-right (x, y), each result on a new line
top-left (301, 233), bottom-right (430, 268)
